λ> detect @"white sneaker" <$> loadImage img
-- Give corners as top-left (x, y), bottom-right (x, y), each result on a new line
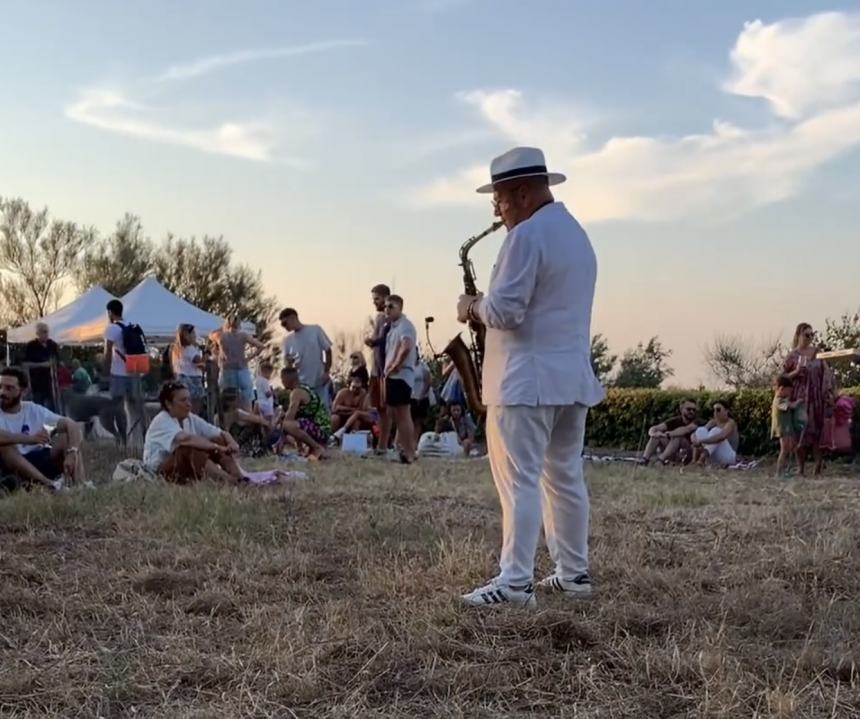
top-left (536, 573), bottom-right (592, 598)
top-left (461, 580), bottom-right (536, 609)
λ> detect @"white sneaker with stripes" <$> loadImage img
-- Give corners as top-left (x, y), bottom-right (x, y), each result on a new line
top-left (536, 573), bottom-right (592, 598)
top-left (461, 580), bottom-right (537, 609)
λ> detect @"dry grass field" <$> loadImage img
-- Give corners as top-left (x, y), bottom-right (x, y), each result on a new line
top-left (1, 447), bottom-right (859, 718)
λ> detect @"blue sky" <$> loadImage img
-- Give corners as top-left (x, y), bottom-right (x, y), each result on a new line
top-left (2, 1), bottom-right (859, 385)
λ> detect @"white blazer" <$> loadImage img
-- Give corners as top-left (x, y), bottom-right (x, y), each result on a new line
top-left (476, 202), bottom-right (605, 408)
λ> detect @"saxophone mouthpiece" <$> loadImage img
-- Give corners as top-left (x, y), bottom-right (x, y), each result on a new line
top-left (425, 316), bottom-right (435, 324)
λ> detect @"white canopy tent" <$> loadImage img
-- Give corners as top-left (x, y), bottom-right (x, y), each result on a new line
top-left (69, 276), bottom-right (255, 344)
top-left (7, 285), bottom-right (114, 344)
top-left (7, 277), bottom-right (255, 346)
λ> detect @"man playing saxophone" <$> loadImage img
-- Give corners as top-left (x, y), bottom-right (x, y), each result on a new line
top-left (456, 147), bottom-right (604, 608)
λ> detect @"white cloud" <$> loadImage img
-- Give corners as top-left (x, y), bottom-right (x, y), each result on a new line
top-left (725, 12), bottom-right (860, 119)
top-left (65, 39), bottom-right (365, 163)
top-left (409, 12), bottom-right (860, 223)
top-left (155, 39), bottom-right (367, 82)
top-left (66, 88), bottom-right (297, 164)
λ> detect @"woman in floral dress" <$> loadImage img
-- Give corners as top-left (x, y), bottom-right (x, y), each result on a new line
top-left (782, 323), bottom-right (834, 476)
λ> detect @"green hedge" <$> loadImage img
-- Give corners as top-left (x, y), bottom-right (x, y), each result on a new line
top-left (586, 388), bottom-right (860, 457)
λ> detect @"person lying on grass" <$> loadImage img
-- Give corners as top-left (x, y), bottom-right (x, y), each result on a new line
top-left (143, 380), bottom-right (242, 483)
top-left (0, 366), bottom-right (83, 493)
top-left (276, 368), bottom-right (329, 461)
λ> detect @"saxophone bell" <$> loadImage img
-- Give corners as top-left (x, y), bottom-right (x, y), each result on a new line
top-left (441, 221), bottom-right (503, 418)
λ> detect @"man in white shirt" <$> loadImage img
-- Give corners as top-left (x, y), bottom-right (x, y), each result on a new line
top-left (456, 147), bottom-right (605, 609)
top-left (0, 366), bottom-right (83, 492)
top-left (279, 308), bottom-right (333, 411)
top-left (383, 295), bottom-right (418, 463)
top-left (102, 299), bottom-right (135, 443)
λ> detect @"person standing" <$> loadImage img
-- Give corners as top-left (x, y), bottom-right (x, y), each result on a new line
top-left (365, 285), bottom-right (391, 446)
top-left (103, 299), bottom-right (142, 443)
top-left (456, 147), bottom-right (604, 608)
top-left (383, 295), bottom-right (418, 463)
top-left (782, 323), bottom-right (834, 476)
top-left (23, 323), bottom-right (60, 410)
top-left (279, 308), bottom-right (333, 411)
top-left (209, 316), bottom-right (265, 411)
top-left (171, 324), bottom-right (206, 415)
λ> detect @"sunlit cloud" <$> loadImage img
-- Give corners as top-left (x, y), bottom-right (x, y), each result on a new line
top-left (408, 11), bottom-right (860, 224)
top-left (65, 38), bottom-right (365, 164)
top-left (725, 12), bottom-right (860, 119)
top-left (65, 88), bottom-right (295, 164)
top-left (154, 39), bottom-right (367, 82)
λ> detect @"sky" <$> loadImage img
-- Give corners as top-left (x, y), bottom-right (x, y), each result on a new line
top-left (1, 1), bottom-right (859, 386)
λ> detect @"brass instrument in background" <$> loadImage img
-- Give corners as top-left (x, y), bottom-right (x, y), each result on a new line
top-left (443, 221), bottom-right (504, 418)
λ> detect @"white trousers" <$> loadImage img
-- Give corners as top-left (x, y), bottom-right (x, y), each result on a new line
top-left (693, 426), bottom-right (736, 466)
top-left (486, 403), bottom-right (590, 587)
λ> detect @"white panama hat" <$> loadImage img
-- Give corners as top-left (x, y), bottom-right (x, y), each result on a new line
top-left (475, 146), bottom-right (566, 194)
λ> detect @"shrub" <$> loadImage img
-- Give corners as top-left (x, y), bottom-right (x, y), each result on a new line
top-left (586, 388), bottom-right (860, 457)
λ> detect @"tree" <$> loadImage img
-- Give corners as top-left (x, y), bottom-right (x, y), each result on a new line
top-left (613, 337), bottom-right (673, 388)
top-left (75, 213), bottom-right (154, 296)
top-left (820, 311), bottom-right (860, 387)
top-left (151, 234), bottom-right (277, 341)
top-left (703, 334), bottom-right (784, 390)
top-left (590, 334), bottom-right (617, 384)
top-left (0, 197), bottom-right (92, 324)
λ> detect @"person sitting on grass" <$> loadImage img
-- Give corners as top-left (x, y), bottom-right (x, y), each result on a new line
top-left (691, 400), bottom-right (739, 468)
top-left (0, 366), bottom-right (83, 493)
top-left (436, 402), bottom-right (477, 456)
top-left (348, 351), bottom-right (370, 389)
top-left (278, 368), bottom-right (329, 461)
top-left (220, 387), bottom-right (279, 458)
top-left (331, 375), bottom-right (372, 436)
top-left (143, 380), bottom-right (242, 483)
top-left (71, 359), bottom-right (93, 394)
top-left (641, 399), bottom-right (699, 465)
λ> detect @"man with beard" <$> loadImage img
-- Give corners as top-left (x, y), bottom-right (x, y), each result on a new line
top-left (0, 366), bottom-right (83, 492)
top-left (365, 284), bottom-right (391, 448)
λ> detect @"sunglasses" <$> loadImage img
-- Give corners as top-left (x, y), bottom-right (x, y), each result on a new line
top-left (180, 323), bottom-right (194, 332)
top-left (803, 332), bottom-right (814, 338)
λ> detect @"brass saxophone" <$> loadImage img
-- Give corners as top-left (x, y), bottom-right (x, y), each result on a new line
top-left (443, 221), bottom-right (504, 417)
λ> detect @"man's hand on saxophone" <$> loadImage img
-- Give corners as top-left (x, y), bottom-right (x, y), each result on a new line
top-left (457, 292), bottom-right (484, 324)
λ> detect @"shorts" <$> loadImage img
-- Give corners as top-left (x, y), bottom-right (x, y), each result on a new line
top-left (297, 418), bottom-right (328, 444)
top-left (411, 397), bottom-right (430, 420)
top-left (773, 403), bottom-right (808, 439)
top-left (179, 375), bottom-right (205, 400)
top-left (385, 378), bottom-right (412, 408)
top-left (23, 447), bottom-right (63, 481)
top-left (110, 375), bottom-right (140, 400)
top-left (220, 368), bottom-right (254, 407)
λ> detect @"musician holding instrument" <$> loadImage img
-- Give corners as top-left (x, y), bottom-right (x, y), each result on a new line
top-left (455, 147), bottom-right (604, 609)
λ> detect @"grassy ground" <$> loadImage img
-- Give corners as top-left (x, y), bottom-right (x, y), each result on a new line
top-left (1, 446), bottom-right (859, 718)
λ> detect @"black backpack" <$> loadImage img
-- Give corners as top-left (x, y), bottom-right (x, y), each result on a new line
top-left (116, 321), bottom-right (147, 356)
